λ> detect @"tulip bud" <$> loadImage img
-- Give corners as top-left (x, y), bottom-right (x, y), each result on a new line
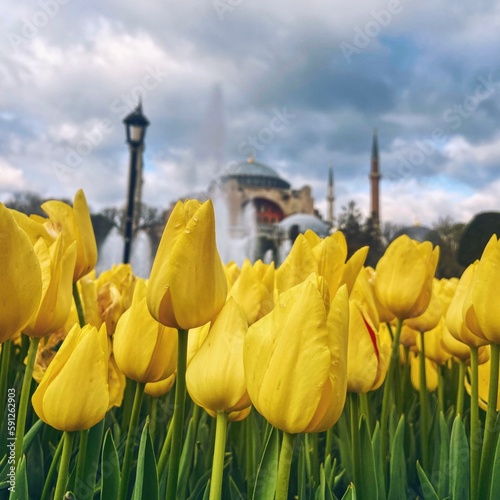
top-left (114, 280), bottom-right (178, 383)
top-left (41, 189), bottom-right (98, 281)
top-left (186, 298), bottom-right (250, 413)
top-left (244, 276), bottom-right (349, 433)
top-left (375, 235), bottom-right (439, 320)
top-left (32, 323), bottom-right (109, 431)
top-left (147, 200), bottom-right (227, 330)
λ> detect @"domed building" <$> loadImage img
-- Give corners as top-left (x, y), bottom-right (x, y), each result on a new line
top-left (209, 155), bottom-right (319, 261)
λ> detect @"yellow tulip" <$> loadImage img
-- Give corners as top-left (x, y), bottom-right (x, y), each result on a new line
top-left (9, 208), bottom-right (54, 246)
top-left (205, 406), bottom-right (251, 422)
top-left (186, 298), bottom-right (250, 413)
top-left (441, 325), bottom-right (490, 363)
top-left (400, 324), bottom-right (419, 348)
top-left (410, 350), bottom-right (438, 392)
top-left (347, 301), bottom-right (389, 393)
top-left (25, 235), bottom-right (77, 337)
top-left (313, 232), bottom-right (368, 297)
top-left (228, 259), bottom-right (274, 325)
top-left (419, 318), bottom-right (452, 365)
top-left (375, 235), bottom-right (439, 320)
top-left (147, 199), bottom-right (227, 330)
top-left (365, 267), bottom-right (395, 323)
top-left (446, 262), bottom-right (488, 348)
top-left (223, 261), bottom-right (240, 289)
top-left (114, 280), bottom-right (178, 383)
top-left (145, 375), bottom-right (176, 398)
top-left (79, 264), bottom-right (137, 335)
top-left (41, 189), bottom-right (98, 281)
top-left (32, 323), bottom-right (109, 431)
top-left (464, 350), bottom-right (500, 411)
top-left (471, 235), bottom-right (500, 344)
top-left (0, 203), bottom-right (42, 342)
top-left (275, 234), bottom-right (317, 294)
top-left (108, 354), bottom-right (126, 408)
top-left (244, 276), bottom-right (349, 434)
top-left (405, 279), bottom-right (443, 333)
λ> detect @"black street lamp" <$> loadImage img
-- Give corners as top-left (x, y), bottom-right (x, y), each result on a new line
top-left (122, 101), bottom-right (150, 264)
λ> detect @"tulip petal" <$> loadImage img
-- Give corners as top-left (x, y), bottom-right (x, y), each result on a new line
top-left (245, 278), bottom-right (331, 433)
top-left (0, 204), bottom-right (42, 342)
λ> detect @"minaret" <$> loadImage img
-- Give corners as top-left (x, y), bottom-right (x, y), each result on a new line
top-left (327, 164), bottom-right (335, 227)
top-left (370, 129), bottom-right (381, 228)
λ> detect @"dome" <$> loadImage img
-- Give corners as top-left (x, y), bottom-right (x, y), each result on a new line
top-left (220, 157), bottom-right (291, 189)
top-left (278, 213), bottom-right (331, 237)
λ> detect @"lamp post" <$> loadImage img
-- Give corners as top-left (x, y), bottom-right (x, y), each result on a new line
top-left (122, 101), bottom-right (150, 264)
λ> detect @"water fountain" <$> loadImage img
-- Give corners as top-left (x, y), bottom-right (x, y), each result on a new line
top-left (212, 190), bottom-right (258, 267)
top-left (96, 227), bottom-right (153, 279)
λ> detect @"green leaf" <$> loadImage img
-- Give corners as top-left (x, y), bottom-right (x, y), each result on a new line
top-left (359, 416), bottom-right (378, 500)
top-left (438, 411), bottom-right (450, 498)
top-left (132, 420), bottom-right (159, 500)
top-left (371, 422), bottom-right (386, 500)
top-left (315, 464), bottom-right (335, 500)
top-left (449, 415), bottom-right (469, 500)
top-left (387, 415), bottom-right (406, 500)
top-left (100, 429), bottom-right (120, 500)
top-left (251, 426), bottom-right (279, 500)
top-left (22, 419), bottom-right (44, 453)
top-left (340, 483), bottom-right (357, 500)
top-left (189, 469), bottom-right (212, 500)
top-left (416, 461), bottom-right (439, 499)
top-left (26, 434), bottom-right (44, 496)
top-left (229, 475), bottom-right (245, 500)
top-left (177, 405), bottom-right (200, 499)
top-left (489, 418), bottom-right (500, 500)
top-left (10, 455), bottom-right (28, 499)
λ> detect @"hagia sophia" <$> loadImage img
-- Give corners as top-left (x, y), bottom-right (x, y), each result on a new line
top-left (169, 129), bottom-right (382, 262)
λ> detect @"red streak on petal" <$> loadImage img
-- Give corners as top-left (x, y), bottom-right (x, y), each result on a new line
top-left (361, 314), bottom-right (380, 362)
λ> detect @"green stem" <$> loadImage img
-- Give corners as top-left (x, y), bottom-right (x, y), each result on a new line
top-left (209, 412), bottom-right (228, 500)
top-left (418, 331), bottom-right (430, 471)
top-left (74, 429), bottom-right (89, 498)
top-left (324, 427), bottom-right (333, 464)
top-left (157, 412), bottom-right (174, 480)
top-left (478, 344), bottom-right (500, 500)
top-left (359, 391), bottom-right (372, 436)
top-left (276, 432), bottom-right (296, 500)
top-left (119, 381), bottom-right (145, 500)
top-left (470, 346), bottom-right (480, 500)
top-left (165, 328), bottom-right (189, 500)
top-left (150, 397), bottom-right (158, 445)
top-left (41, 434), bottom-right (64, 500)
top-left (350, 393), bottom-right (361, 489)
top-left (380, 318), bottom-right (403, 466)
top-left (73, 282), bottom-right (86, 327)
top-left (15, 335), bottom-right (40, 467)
top-left (0, 339), bottom-right (13, 410)
top-left (399, 345), bottom-right (410, 414)
top-left (54, 431), bottom-right (75, 500)
top-left (437, 364), bottom-right (445, 413)
top-left (456, 359), bottom-right (466, 417)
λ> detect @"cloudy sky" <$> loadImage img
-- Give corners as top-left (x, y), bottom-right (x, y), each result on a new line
top-left (1, 0), bottom-right (499, 227)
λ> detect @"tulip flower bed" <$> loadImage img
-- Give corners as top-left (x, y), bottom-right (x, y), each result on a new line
top-left (2, 190), bottom-right (500, 500)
